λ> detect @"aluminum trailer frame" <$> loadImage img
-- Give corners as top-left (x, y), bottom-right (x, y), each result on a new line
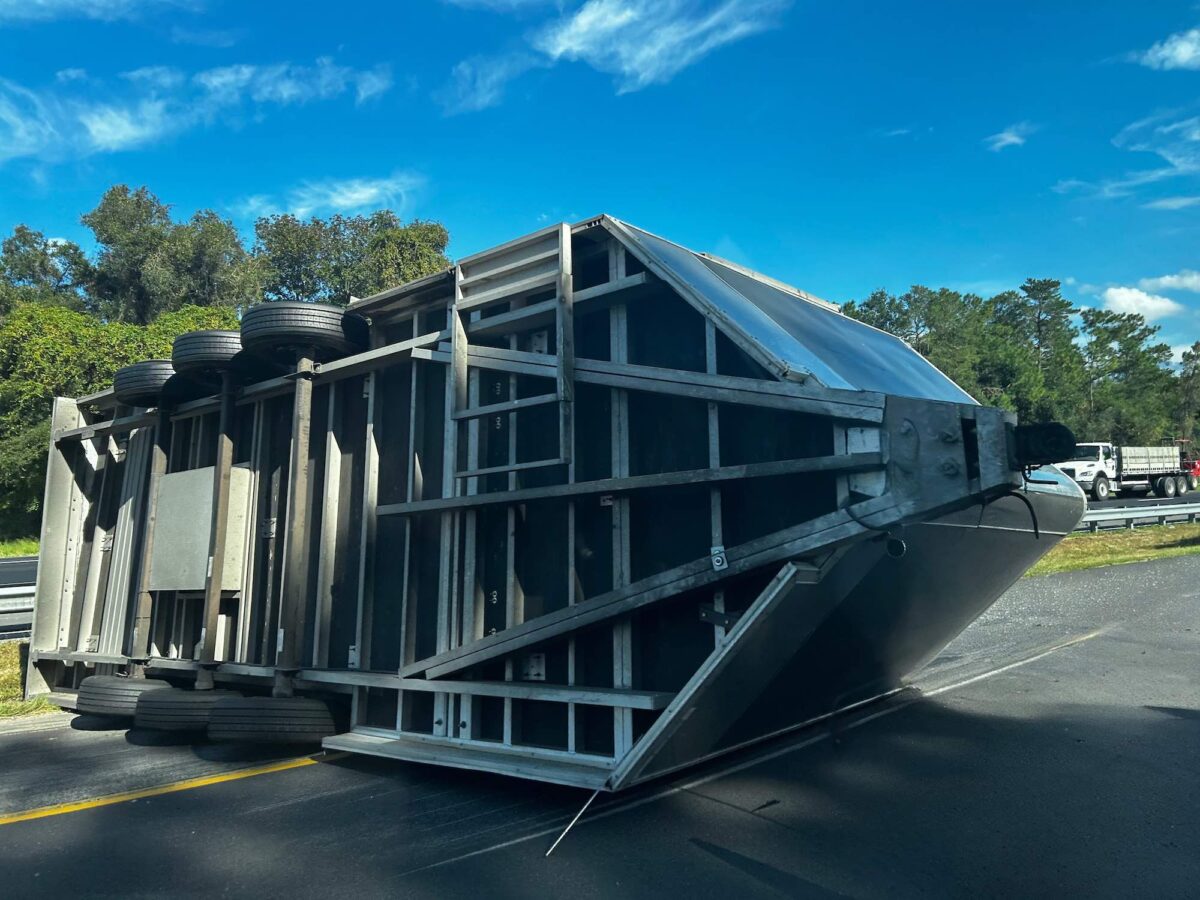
top-left (25, 215), bottom-right (1085, 789)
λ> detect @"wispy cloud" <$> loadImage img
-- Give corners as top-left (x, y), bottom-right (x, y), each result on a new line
top-left (1142, 195), bottom-right (1200, 210)
top-left (0, 0), bottom-right (188, 22)
top-left (55, 68), bottom-right (87, 84)
top-left (1133, 27), bottom-right (1200, 71)
top-left (443, 0), bottom-right (556, 9)
top-left (233, 172), bottom-right (425, 219)
top-left (1101, 285), bottom-right (1185, 320)
top-left (435, 53), bottom-right (541, 114)
top-left (1054, 109), bottom-right (1200, 200)
top-left (170, 25), bottom-right (241, 48)
top-left (535, 0), bottom-right (789, 93)
top-left (0, 58), bottom-right (392, 164)
top-left (984, 121), bottom-right (1034, 152)
top-left (1139, 269), bottom-right (1200, 293)
top-left (437, 0), bottom-right (790, 111)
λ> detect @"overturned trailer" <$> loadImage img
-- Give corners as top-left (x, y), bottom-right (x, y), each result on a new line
top-left (26, 216), bottom-right (1085, 789)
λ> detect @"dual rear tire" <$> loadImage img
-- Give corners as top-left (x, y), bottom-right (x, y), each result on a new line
top-left (76, 675), bottom-right (173, 718)
top-left (207, 696), bottom-right (337, 744)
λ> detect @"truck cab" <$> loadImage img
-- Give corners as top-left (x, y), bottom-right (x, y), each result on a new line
top-left (1057, 442), bottom-right (1117, 500)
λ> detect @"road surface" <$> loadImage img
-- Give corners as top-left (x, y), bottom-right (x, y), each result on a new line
top-left (1, 556), bottom-right (1197, 898)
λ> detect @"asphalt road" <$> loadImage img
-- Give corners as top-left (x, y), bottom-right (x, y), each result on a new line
top-left (0, 556), bottom-right (37, 588)
top-left (1, 557), bottom-right (1197, 898)
top-left (1088, 492), bottom-right (1196, 510)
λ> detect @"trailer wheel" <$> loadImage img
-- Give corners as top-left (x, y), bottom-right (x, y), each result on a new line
top-left (1091, 477), bottom-right (1110, 502)
top-left (76, 675), bottom-right (173, 718)
top-left (1189, 474), bottom-right (1198, 491)
top-left (112, 360), bottom-right (176, 408)
top-left (207, 696), bottom-right (337, 744)
top-left (172, 330), bottom-right (243, 377)
top-left (240, 301), bottom-right (368, 363)
top-left (1174, 475), bottom-right (1188, 496)
top-left (134, 688), bottom-right (241, 732)
top-left (1156, 476), bottom-right (1177, 498)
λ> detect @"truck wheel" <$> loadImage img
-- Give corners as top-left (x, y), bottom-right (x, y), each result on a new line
top-left (1175, 475), bottom-right (1188, 496)
top-left (112, 360), bottom-right (175, 408)
top-left (1091, 477), bottom-right (1110, 502)
top-left (172, 330), bottom-right (242, 377)
top-left (240, 302), bottom-right (368, 363)
top-left (76, 675), bottom-right (173, 718)
top-left (207, 696), bottom-right (337, 744)
top-left (1159, 476), bottom-right (1177, 498)
top-left (1189, 474), bottom-right (1198, 491)
top-left (134, 688), bottom-right (241, 732)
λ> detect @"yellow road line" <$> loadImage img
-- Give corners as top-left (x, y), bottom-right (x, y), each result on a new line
top-left (0, 752), bottom-right (342, 826)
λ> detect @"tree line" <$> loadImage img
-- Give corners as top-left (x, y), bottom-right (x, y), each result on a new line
top-left (0, 185), bottom-right (451, 537)
top-left (843, 280), bottom-right (1200, 453)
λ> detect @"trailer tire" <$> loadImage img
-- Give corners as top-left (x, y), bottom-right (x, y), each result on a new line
top-left (1174, 475), bottom-right (1188, 496)
top-left (240, 301), bottom-right (368, 363)
top-left (172, 330), bottom-right (243, 377)
top-left (1156, 476), bottom-right (1177, 498)
top-left (207, 696), bottom-right (337, 744)
top-left (76, 675), bottom-right (173, 718)
top-left (112, 360), bottom-right (176, 408)
top-left (134, 688), bottom-right (241, 732)
top-left (1091, 477), bottom-right (1110, 502)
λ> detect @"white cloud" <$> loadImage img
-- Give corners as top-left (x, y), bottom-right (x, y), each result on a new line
top-left (1134, 27), bottom-right (1200, 71)
top-left (1101, 285), bottom-right (1185, 320)
top-left (79, 100), bottom-right (170, 151)
top-left (0, 58), bottom-right (393, 164)
top-left (1139, 269), bottom-right (1200, 293)
top-left (984, 121), bottom-right (1034, 152)
top-left (121, 66), bottom-right (185, 90)
top-left (170, 26), bottom-right (241, 48)
top-left (443, 0), bottom-right (555, 9)
top-left (437, 0), bottom-right (789, 109)
top-left (1142, 195), bottom-right (1200, 210)
top-left (0, 0), bottom-right (185, 22)
top-left (1056, 110), bottom-right (1200, 199)
top-left (234, 172), bottom-right (425, 219)
top-left (55, 68), bottom-right (87, 84)
top-left (534, 0), bottom-right (789, 93)
top-left (435, 53), bottom-right (540, 114)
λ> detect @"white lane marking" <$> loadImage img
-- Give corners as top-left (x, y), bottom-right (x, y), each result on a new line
top-left (396, 627), bottom-right (1108, 878)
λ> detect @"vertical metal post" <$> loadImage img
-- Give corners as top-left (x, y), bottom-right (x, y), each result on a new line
top-left (198, 371), bottom-right (237, 685)
top-left (129, 409), bottom-right (170, 672)
top-left (274, 351), bottom-right (316, 694)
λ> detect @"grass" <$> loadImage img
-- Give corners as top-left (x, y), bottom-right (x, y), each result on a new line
top-left (0, 537), bottom-right (38, 558)
top-left (0, 642), bottom-right (53, 718)
top-left (1027, 522), bottom-right (1200, 577)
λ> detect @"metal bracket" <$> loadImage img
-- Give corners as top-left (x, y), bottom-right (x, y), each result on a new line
top-left (699, 604), bottom-right (741, 630)
top-left (348, 645), bottom-right (360, 669)
top-left (260, 517), bottom-right (277, 539)
top-left (710, 545), bottom-right (728, 571)
top-left (100, 534), bottom-right (115, 553)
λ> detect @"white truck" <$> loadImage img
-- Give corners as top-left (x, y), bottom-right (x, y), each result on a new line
top-left (1055, 442), bottom-right (1197, 501)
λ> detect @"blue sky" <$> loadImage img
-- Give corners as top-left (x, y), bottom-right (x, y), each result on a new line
top-left (0, 0), bottom-right (1198, 355)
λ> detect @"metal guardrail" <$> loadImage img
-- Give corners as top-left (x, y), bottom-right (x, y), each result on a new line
top-left (1077, 502), bottom-right (1200, 532)
top-left (0, 555), bottom-right (36, 641)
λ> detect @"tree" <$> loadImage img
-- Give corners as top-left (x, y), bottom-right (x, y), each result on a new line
top-left (141, 210), bottom-right (263, 312)
top-left (1079, 309), bottom-right (1176, 444)
top-left (1178, 342), bottom-right (1200, 443)
top-left (255, 212), bottom-right (449, 305)
top-left (0, 225), bottom-right (91, 315)
top-left (81, 185), bottom-right (174, 324)
top-left (0, 302), bottom-right (239, 537)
